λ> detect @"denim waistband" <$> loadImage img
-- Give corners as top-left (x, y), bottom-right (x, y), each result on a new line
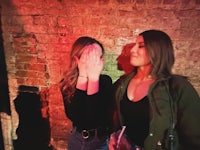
top-left (73, 126), bottom-right (108, 139)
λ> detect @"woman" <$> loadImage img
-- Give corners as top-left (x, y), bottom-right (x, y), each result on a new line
top-left (110, 30), bottom-right (200, 150)
top-left (60, 36), bottom-right (114, 150)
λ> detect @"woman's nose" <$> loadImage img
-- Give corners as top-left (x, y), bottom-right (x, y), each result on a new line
top-left (130, 44), bottom-right (137, 53)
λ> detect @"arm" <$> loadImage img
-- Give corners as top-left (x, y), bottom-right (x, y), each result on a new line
top-left (74, 50), bottom-right (88, 91)
top-left (173, 77), bottom-right (200, 149)
top-left (63, 89), bottom-right (87, 123)
top-left (76, 76), bottom-right (87, 91)
top-left (75, 44), bottom-right (103, 95)
top-left (85, 75), bottom-right (114, 127)
top-left (85, 45), bottom-right (103, 95)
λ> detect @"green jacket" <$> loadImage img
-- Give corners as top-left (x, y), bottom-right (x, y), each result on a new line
top-left (114, 72), bottom-right (200, 150)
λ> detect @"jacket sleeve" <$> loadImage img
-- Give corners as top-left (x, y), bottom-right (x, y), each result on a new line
top-left (172, 76), bottom-right (200, 149)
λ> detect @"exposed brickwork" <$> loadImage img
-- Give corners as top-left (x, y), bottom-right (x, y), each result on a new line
top-left (1, 0), bottom-right (200, 149)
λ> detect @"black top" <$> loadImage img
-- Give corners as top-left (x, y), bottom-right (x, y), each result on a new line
top-left (120, 93), bottom-right (150, 147)
top-left (62, 75), bottom-right (114, 131)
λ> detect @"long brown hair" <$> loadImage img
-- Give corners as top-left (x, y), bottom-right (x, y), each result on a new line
top-left (60, 36), bottom-right (104, 102)
top-left (139, 30), bottom-right (175, 78)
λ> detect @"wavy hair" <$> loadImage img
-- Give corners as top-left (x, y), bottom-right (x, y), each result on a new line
top-left (139, 30), bottom-right (175, 78)
top-left (60, 36), bottom-right (104, 102)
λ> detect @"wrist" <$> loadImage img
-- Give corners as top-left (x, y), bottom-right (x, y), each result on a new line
top-left (78, 75), bottom-right (88, 79)
top-left (88, 75), bottom-right (100, 81)
top-left (76, 76), bottom-right (88, 91)
top-left (87, 80), bottom-right (99, 95)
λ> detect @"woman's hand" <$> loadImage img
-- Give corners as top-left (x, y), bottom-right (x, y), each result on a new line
top-left (74, 44), bottom-right (103, 79)
top-left (74, 49), bottom-right (88, 77)
top-left (109, 132), bottom-right (118, 150)
top-left (85, 44), bottom-right (104, 80)
top-left (75, 44), bottom-right (104, 94)
top-left (109, 131), bottom-right (131, 150)
top-left (74, 49), bottom-right (88, 91)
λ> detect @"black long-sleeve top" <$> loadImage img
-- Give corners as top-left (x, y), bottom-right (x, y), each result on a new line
top-left (63, 75), bottom-right (114, 131)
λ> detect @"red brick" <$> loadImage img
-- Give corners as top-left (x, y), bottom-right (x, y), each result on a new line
top-left (24, 63), bottom-right (45, 72)
top-left (16, 55), bottom-right (37, 63)
top-left (24, 25), bottom-right (47, 33)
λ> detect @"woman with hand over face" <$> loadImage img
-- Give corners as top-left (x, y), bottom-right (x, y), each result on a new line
top-left (110, 30), bottom-right (200, 150)
top-left (60, 36), bottom-right (114, 150)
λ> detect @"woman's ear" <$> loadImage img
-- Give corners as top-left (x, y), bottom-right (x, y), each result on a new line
top-left (101, 57), bottom-right (104, 62)
top-left (74, 56), bottom-right (78, 62)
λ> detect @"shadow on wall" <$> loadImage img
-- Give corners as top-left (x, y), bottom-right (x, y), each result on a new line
top-left (13, 85), bottom-right (53, 150)
top-left (116, 43), bottom-right (135, 75)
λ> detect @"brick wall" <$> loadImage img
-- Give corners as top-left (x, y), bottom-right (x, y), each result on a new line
top-left (1, 0), bottom-right (200, 149)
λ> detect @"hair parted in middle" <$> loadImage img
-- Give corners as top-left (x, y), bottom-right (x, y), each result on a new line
top-left (139, 30), bottom-right (175, 78)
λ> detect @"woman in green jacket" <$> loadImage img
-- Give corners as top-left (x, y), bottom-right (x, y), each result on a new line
top-left (110, 30), bottom-right (200, 150)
